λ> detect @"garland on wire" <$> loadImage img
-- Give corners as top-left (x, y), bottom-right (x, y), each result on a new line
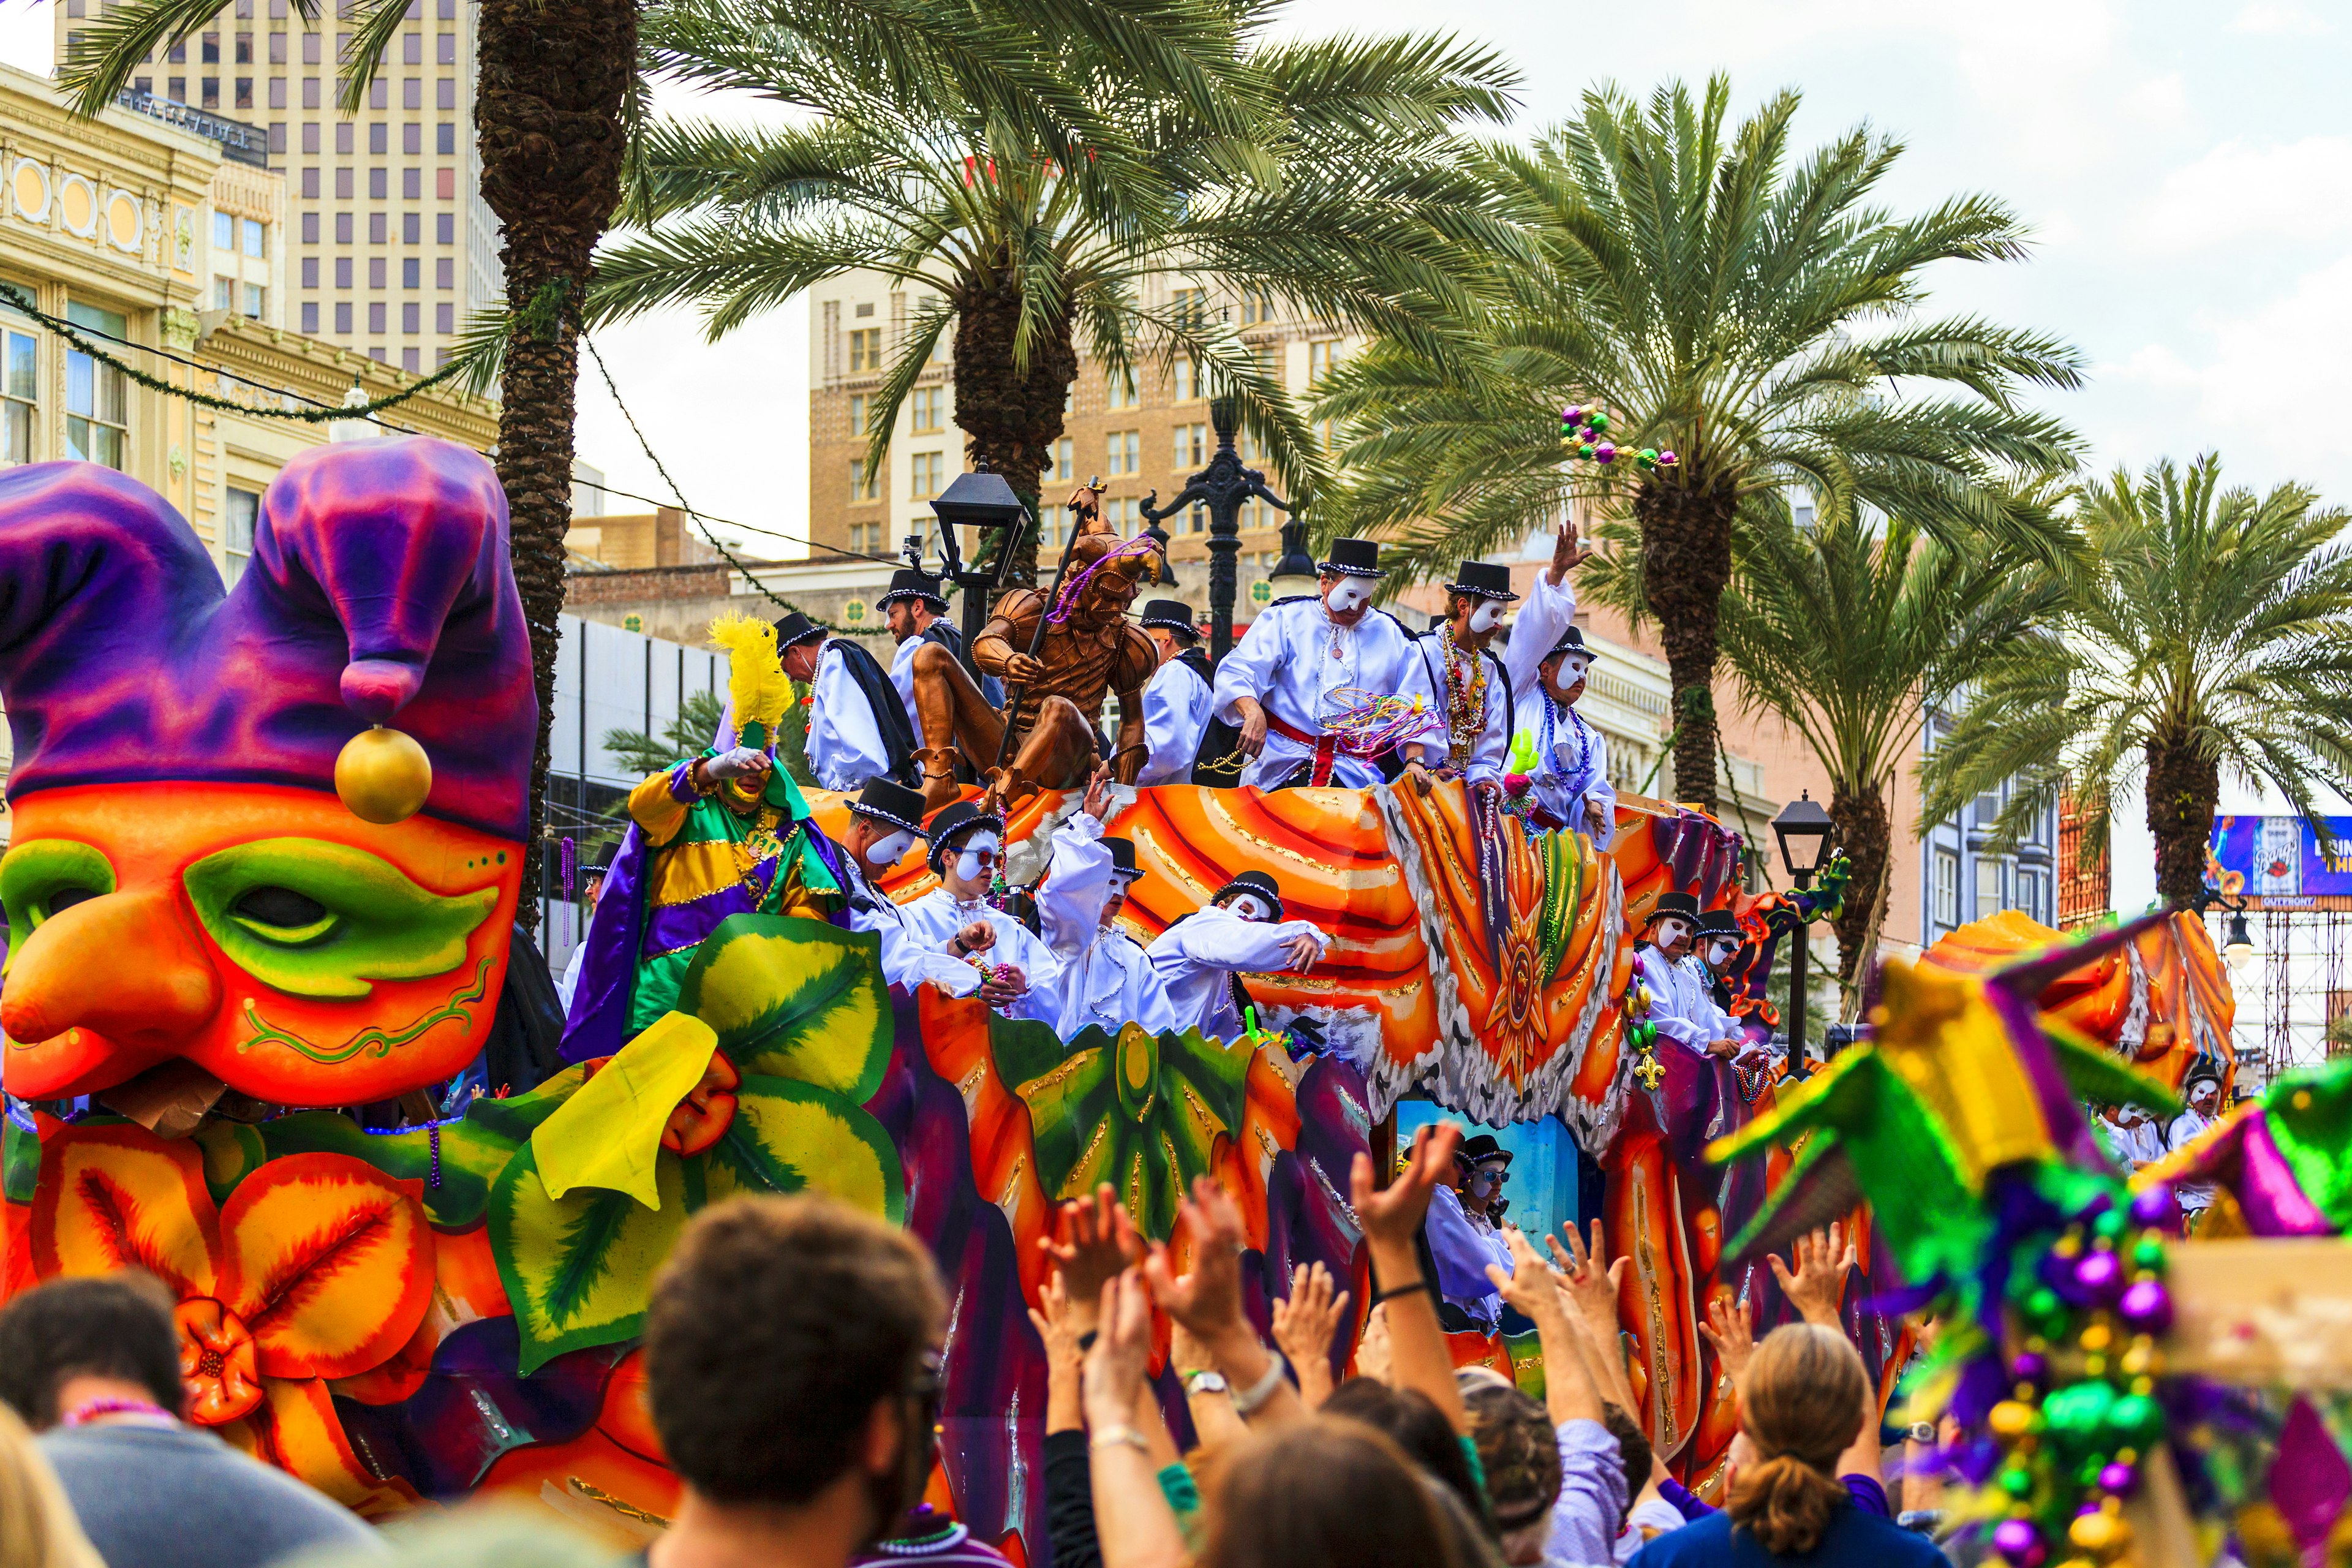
top-left (0, 282), bottom-right (476, 423)
top-left (578, 334), bottom-right (889, 635)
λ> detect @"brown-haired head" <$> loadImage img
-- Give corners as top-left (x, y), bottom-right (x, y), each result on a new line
top-left (1195, 1417), bottom-right (1463, 1568)
top-left (1727, 1322), bottom-right (1868, 1556)
top-left (645, 1194), bottom-right (946, 1510)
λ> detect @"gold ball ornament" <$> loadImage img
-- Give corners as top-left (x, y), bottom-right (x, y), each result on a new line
top-left (1989, 1401), bottom-right (2038, 1439)
top-left (335, 725), bottom-right (432, 824)
top-left (2067, 1504), bottom-right (2133, 1559)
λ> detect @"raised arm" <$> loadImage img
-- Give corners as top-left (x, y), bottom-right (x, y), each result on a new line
top-left (1350, 1123), bottom-right (1471, 1434)
top-left (1138, 1177), bottom-right (1307, 1433)
top-left (1492, 1228), bottom-right (1600, 1425)
top-left (1501, 526), bottom-right (1588, 698)
top-left (1038, 786), bottom-right (1115, 960)
top-left (1082, 1270), bottom-right (1189, 1568)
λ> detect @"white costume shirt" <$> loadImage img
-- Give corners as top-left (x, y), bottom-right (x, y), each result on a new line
top-left (1682, 954), bottom-right (1742, 1040)
top-left (1210, 597), bottom-right (1428, 789)
top-left (807, 639), bottom-right (897, 792)
top-left (1635, 944), bottom-right (1719, 1052)
top-left (899, 884), bottom-right (1066, 1026)
top-left (1506, 571), bottom-right (1616, 846)
top-left (1139, 656), bottom-right (1214, 787)
top-left (1036, 813), bottom-right (1179, 1038)
top-left (2166, 1105), bottom-right (2218, 1213)
top-left (888, 632), bottom-right (922, 719)
top-left (557, 940), bottom-right (589, 1012)
top-left (1398, 630), bottom-right (1512, 785)
top-left (840, 858), bottom-right (983, 1000)
top-left (1145, 902), bottom-right (1330, 1043)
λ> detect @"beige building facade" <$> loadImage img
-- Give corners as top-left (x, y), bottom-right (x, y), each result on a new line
top-left (55, 0), bottom-right (502, 373)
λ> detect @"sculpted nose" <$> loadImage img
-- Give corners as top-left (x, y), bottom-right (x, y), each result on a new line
top-left (2, 884), bottom-right (222, 1049)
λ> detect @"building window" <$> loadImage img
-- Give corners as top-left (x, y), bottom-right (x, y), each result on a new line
top-left (1932, 849), bottom-right (1958, 929)
top-left (1170, 286), bottom-right (1204, 330)
top-left (368, 257), bottom-right (386, 288)
top-left (300, 208), bottom-right (318, 244)
top-left (436, 78), bottom-right (454, 110)
top-left (1240, 288), bottom-right (1273, 326)
top-left (402, 167), bottom-right (421, 200)
top-left (910, 385), bottom-right (944, 434)
top-left (1174, 421), bottom-right (1207, 472)
top-left (202, 78), bottom-right (218, 107)
top-left (402, 29), bottom-right (421, 63)
top-left (1974, 856), bottom-right (2002, 922)
top-left (1054, 437), bottom-right (1072, 481)
top-left (64, 304), bottom-right (127, 470)
top-left (401, 301), bottom-right (419, 333)
top-left (235, 77), bottom-right (252, 107)
top-left (202, 32), bottom-right (219, 61)
top-left (243, 284), bottom-right (263, 318)
top-left (402, 347), bottom-right (420, 371)
top-left (1308, 339), bottom-right (1341, 382)
top-left (214, 277), bottom-right (234, 309)
top-left (334, 166), bottom-right (353, 200)
top-left (0, 328), bottom-right (34, 466)
top-left (334, 301), bottom-right (352, 333)
top-left (300, 256), bottom-right (317, 288)
top-left (223, 485), bottom-right (260, 581)
top-left (1174, 357), bottom-right (1199, 402)
top-left (849, 521), bottom-right (885, 555)
top-left (1106, 429), bottom-right (1140, 475)
top-left (368, 212), bottom-right (387, 244)
top-left (436, 121), bottom-right (454, 154)
top-left (368, 301), bottom-right (386, 333)
top-left (213, 210), bottom-right (233, 249)
top-left (2015, 865), bottom-right (2046, 925)
top-left (369, 167), bottom-right (388, 200)
top-left (335, 256), bottom-right (352, 288)
top-left (850, 459), bottom-right (878, 503)
top-left (435, 212), bottom-right (454, 244)
top-left (434, 303), bottom-right (452, 333)
top-left (435, 257), bottom-right (453, 288)
top-left (1973, 789), bottom-right (2001, 827)
top-left (1105, 369), bottom-right (1137, 409)
top-left (242, 217), bottom-right (264, 257)
top-left (437, 32), bottom-right (455, 63)
top-left (402, 257), bottom-right (420, 288)
top-left (402, 212), bottom-right (420, 244)
top-left (846, 328), bottom-right (882, 373)
top-left (910, 450), bottom-right (945, 502)
top-left (301, 301), bottom-right (318, 333)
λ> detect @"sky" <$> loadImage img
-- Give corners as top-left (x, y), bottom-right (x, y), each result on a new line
top-left (5, 0), bottom-right (2348, 563)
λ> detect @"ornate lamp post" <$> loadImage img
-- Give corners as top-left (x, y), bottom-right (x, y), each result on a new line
top-left (1140, 396), bottom-right (1291, 663)
top-left (925, 468), bottom-right (1029, 687)
top-left (1771, 791), bottom-right (1836, 1078)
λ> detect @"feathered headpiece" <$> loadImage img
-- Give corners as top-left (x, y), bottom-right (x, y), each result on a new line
top-left (708, 610), bottom-right (792, 752)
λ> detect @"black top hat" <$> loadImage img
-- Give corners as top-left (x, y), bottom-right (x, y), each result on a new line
top-left (2182, 1063), bottom-right (2224, 1092)
top-left (1442, 559), bottom-right (1520, 602)
top-left (925, 799), bottom-right (1007, 873)
top-left (1318, 538), bottom-right (1384, 579)
top-left (1456, 1133), bottom-right (1514, 1168)
top-left (1646, 891), bottom-right (1701, 925)
top-left (1545, 625), bottom-right (1590, 662)
top-left (772, 611), bottom-right (827, 652)
top-left (1104, 836), bottom-right (1141, 879)
top-left (1695, 908), bottom-right (1740, 938)
top-left (847, 777), bottom-right (928, 837)
top-left (584, 842), bottom-right (617, 875)
top-left (877, 568), bottom-right (948, 614)
top-left (1211, 869), bottom-right (1283, 919)
top-left (1139, 600), bottom-right (1199, 635)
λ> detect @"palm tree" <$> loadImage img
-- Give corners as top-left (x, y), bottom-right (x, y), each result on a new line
top-left (59, 0), bottom-right (1271, 862)
top-left (586, 18), bottom-right (1525, 581)
top-left (1700, 510), bottom-right (2067, 1008)
top-left (1923, 454), bottom-right (2352, 909)
top-left (1314, 77), bottom-right (2084, 812)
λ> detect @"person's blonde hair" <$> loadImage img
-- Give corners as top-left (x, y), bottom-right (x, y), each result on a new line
top-left (0, 1403), bottom-right (103, 1568)
top-left (1726, 1323), bottom-right (1866, 1556)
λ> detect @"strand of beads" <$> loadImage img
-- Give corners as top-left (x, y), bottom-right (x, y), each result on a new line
top-left (1988, 1183), bottom-right (2179, 1568)
top-left (1559, 405), bottom-right (1678, 472)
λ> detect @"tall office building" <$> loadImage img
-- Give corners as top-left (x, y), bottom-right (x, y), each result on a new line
top-left (56, 0), bottom-right (503, 372)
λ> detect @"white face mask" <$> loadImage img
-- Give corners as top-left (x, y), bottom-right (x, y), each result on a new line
top-left (1653, 917), bottom-right (1691, 948)
top-left (1706, 939), bottom-right (1738, 966)
top-left (1227, 894), bottom-right (1272, 922)
top-left (1468, 600), bottom-right (1504, 635)
top-left (1325, 579), bottom-right (1373, 616)
top-left (1560, 655), bottom-right (1591, 685)
top-left (864, 827), bottom-right (916, 869)
top-left (951, 832), bottom-right (1001, 885)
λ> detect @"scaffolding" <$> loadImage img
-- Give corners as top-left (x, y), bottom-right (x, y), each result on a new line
top-left (2220, 904), bottom-right (2351, 1091)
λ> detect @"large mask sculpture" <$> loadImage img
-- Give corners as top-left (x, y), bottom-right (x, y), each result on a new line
top-left (0, 440), bottom-right (533, 1115)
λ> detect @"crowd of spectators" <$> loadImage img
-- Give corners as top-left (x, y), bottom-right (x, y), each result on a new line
top-left (0, 1121), bottom-right (1950, 1568)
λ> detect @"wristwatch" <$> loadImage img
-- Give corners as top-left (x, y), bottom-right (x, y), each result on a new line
top-left (1904, 1421), bottom-right (1938, 1445)
top-left (1183, 1370), bottom-right (1228, 1396)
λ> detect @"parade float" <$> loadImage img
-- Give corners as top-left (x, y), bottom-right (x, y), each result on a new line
top-left (0, 440), bottom-right (2314, 1564)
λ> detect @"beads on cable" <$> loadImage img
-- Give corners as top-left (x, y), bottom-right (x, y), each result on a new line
top-left (1557, 405), bottom-right (1676, 469)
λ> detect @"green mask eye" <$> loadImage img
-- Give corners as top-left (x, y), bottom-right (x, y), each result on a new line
top-left (0, 840), bottom-right (118, 956)
top-left (184, 838), bottom-right (499, 999)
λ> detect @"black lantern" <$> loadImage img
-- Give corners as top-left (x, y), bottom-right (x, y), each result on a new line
top-left (2222, 910), bottom-right (2255, 972)
top-left (928, 468), bottom-right (1030, 685)
top-left (1265, 516), bottom-right (1319, 602)
top-left (1771, 791), bottom-right (1836, 889)
top-left (1140, 396), bottom-right (1292, 663)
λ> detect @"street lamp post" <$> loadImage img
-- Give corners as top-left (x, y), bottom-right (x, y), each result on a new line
top-left (1140, 396), bottom-right (1291, 663)
top-left (1771, 791), bottom-right (1836, 1079)
top-left (925, 468), bottom-right (1030, 688)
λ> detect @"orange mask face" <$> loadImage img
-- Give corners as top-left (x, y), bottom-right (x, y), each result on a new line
top-left (1, 782), bottom-right (521, 1107)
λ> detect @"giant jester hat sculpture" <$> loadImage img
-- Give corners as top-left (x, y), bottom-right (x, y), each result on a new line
top-left (0, 440), bottom-right (535, 1113)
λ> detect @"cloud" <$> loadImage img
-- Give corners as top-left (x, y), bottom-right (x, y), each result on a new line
top-left (2130, 135), bottom-right (2352, 252)
top-left (2230, 2), bottom-right (2329, 34)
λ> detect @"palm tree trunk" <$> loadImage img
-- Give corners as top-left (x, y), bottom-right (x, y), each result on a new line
top-left (1828, 777), bottom-right (1891, 1010)
top-left (952, 264), bottom-right (1078, 590)
top-left (2145, 734), bottom-right (2219, 909)
top-left (475, 0), bottom-right (635, 879)
top-left (1636, 475), bottom-right (1738, 813)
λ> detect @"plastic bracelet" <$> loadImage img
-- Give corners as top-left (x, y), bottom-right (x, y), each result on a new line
top-left (1229, 1351), bottom-right (1289, 1417)
top-left (1088, 1424), bottom-right (1150, 1454)
top-left (1370, 1278), bottom-right (1433, 1307)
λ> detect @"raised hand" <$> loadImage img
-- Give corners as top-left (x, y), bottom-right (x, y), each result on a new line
top-left (1549, 522), bottom-right (1596, 584)
top-left (1280, 930), bottom-right (1322, 971)
top-left (956, 919), bottom-right (998, 955)
top-left (1270, 1262), bottom-right (1352, 1409)
top-left (1351, 1121), bottom-right (1463, 1251)
top-left (1082, 763), bottom-right (1114, 824)
top-left (1027, 1269), bottom-right (1086, 1435)
top-left (1545, 1217), bottom-right (1627, 1336)
top-left (1488, 1227), bottom-right (1564, 1325)
top-left (1770, 1221), bottom-right (1855, 1327)
top-left (1141, 1176), bottom-right (1250, 1343)
top-left (1081, 1268), bottom-right (1155, 1433)
top-left (1698, 1291), bottom-right (1755, 1389)
top-left (1354, 1302), bottom-right (1394, 1384)
top-left (1040, 1184), bottom-right (1140, 1330)
top-left (701, 745), bottom-right (772, 782)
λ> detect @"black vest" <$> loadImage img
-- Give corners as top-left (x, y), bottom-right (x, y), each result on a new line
top-left (1183, 647), bottom-right (1245, 788)
top-left (827, 638), bottom-right (921, 788)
